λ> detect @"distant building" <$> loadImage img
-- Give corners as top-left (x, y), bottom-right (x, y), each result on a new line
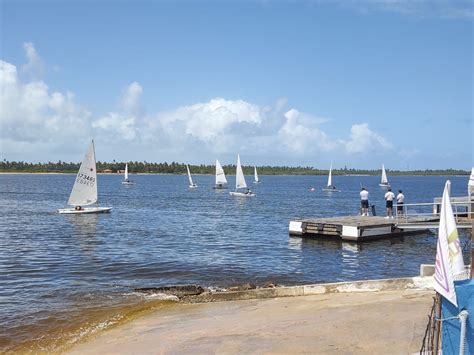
top-left (101, 169), bottom-right (114, 173)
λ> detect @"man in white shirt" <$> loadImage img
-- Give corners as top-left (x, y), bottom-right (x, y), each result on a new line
top-left (396, 190), bottom-right (405, 216)
top-left (384, 188), bottom-right (395, 218)
top-left (360, 187), bottom-right (369, 216)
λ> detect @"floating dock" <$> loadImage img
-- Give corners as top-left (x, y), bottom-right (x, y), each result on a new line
top-left (289, 216), bottom-right (438, 242)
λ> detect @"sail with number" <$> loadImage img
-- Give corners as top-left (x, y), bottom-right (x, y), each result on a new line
top-left (215, 159), bottom-right (227, 185)
top-left (235, 154), bottom-right (247, 189)
top-left (68, 140), bottom-right (98, 206)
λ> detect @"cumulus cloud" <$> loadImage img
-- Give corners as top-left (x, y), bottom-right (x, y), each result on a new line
top-left (2, 43), bottom-right (396, 165)
top-left (0, 60), bottom-right (90, 144)
top-left (21, 42), bottom-right (44, 79)
top-left (343, 123), bottom-right (393, 154)
top-left (92, 82), bottom-right (143, 142)
top-left (336, 0), bottom-right (474, 19)
top-left (121, 81), bottom-right (143, 113)
top-left (278, 109), bottom-right (335, 153)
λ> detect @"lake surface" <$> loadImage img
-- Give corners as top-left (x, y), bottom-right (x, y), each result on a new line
top-left (0, 173), bottom-right (470, 351)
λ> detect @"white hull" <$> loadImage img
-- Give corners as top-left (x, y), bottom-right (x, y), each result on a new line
top-left (213, 185), bottom-right (228, 189)
top-left (229, 191), bottom-right (256, 197)
top-left (379, 183), bottom-right (391, 188)
top-left (58, 206), bottom-right (112, 214)
top-left (189, 184), bottom-right (198, 188)
top-left (253, 181), bottom-right (261, 184)
top-left (122, 181), bottom-right (135, 185)
top-left (322, 188), bottom-right (341, 192)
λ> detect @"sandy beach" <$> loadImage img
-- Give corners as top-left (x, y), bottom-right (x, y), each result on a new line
top-left (67, 287), bottom-right (433, 354)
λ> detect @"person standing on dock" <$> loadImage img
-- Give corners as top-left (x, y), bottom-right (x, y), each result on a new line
top-left (360, 187), bottom-right (369, 216)
top-left (384, 188), bottom-right (395, 218)
top-left (396, 190), bottom-right (405, 216)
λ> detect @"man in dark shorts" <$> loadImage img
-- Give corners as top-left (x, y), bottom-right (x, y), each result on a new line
top-left (360, 187), bottom-right (369, 216)
top-left (396, 190), bottom-right (405, 216)
top-left (384, 188), bottom-right (395, 218)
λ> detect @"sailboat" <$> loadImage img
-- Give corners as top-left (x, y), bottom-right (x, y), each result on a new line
top-left (322, 162), bottom-right (340, 192)
top-left (379, 164), bottom-right (391, 188)
top-left (58, 140), bottom-right (112, 214)
top-left (229, 154), bottom-right (255, 197)
top-left (253, 166), bottom-right (261, 184)
top-left (213, 159), bottom-right (228, 189)
top-left (187, 164), bottom-right (197, 188)
top-left (121, 163), bottom-right (135, 185)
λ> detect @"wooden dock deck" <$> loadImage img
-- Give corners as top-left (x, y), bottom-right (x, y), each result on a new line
top-left (289, 216), bottom-right (438, 242)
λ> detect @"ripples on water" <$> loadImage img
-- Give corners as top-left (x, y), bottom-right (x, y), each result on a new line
top-left (0, 174), bottom-right (470, 351)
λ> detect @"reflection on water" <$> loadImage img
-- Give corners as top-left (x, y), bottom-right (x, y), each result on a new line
top-left (0, 173), bottom-right (471, 351)
top-left (67, 214), bottom-right (99, 255)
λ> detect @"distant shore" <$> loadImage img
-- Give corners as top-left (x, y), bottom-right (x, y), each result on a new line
top-left (0, 171), bottom-right (469, 176)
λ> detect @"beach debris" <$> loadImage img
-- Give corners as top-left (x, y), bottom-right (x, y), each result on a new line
top-left (134, 285), bottom-right (207, 297)
top-left (227, 283), bottom-right (257, 291)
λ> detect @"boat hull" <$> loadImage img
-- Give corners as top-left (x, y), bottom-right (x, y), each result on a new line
top-left (379, 183), bottom-right (391, 188)
top-left (229, 191), bottom-right (256, 197)
top-left (322, 188), bottom-right (341, 192)
top-left (188, 184), bottom-right (198, 188)
top-left (213, 185), bottom-right (228, 189)
top-left (122, 181), bottom-right (135, 185)
top-left (58, 207), bottom-right (112, 214)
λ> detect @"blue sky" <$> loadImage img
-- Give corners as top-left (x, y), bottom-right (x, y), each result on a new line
top-left (0, 0), bottom-right (472, 169)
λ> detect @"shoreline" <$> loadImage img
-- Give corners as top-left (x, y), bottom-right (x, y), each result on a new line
top-left (0, 171), bottom-right (469, 177)
top-left (66, 276), bottom-right (435, 354)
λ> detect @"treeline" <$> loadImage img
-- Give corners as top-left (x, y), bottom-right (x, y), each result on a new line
top-left (0, 160), bottom-right (469, 176)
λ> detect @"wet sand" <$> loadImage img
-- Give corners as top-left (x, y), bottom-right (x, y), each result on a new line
top-left (67, 288), bottom-right (433, 354)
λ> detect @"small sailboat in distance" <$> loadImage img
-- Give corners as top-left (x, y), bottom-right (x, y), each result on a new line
top-left (253, 166), bottom-right (261, 184)
top-left (187, 164), bottom-right (197, 188)
top-left (213, 159), bottom-right (228, 189)
top-left (58, 140), bottom-right (112, 214)
top-left (229, 154), bottom-right (255, 197)
top-left (122, 163), bottom-right (135, 185)
top-left (322, 162), bottom-right (340, 192)
top-left (379, 164), bottom-right (391, 188)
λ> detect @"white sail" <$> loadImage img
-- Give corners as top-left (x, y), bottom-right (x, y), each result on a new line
top-left (327, 163), bottom-right (333, 187)
top-left (381, 164), bottom-right (389, 185)
top-left (254, 166), bottom-right (259, 183)
top-left (215, 159), bottom-right (227, 185)
top-left (235, 154), bottom-right (247, 189)
top-left (67, 140), bottom-right (98, 206)
top-left (124, 163), bottom-right (129, 181)
top-left (186, 164), bottom-right (194, 186)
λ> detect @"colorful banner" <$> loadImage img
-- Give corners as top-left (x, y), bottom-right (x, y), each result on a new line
top-left (434, 180), bottom-right (465, 307)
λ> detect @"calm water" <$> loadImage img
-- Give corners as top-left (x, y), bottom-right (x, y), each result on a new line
top-left (0, 173), bottom-right (470, 351)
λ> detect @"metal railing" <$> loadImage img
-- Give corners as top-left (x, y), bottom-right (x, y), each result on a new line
top-left (394, 200), bottom-right (473, 225)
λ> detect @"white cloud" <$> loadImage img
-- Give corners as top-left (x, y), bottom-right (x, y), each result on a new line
top-left (2, 43), bottom-right (397, 166)
top-left (92, 113), bottom-right (137, 141)
top-left (278, 109), bottom-right (335, 153)
top-left (0, 59), bottom-right (90, 144)
top-left (121, 81), bottom-right (143, 113)
top-left (139, 98), bottom-right (266, 156)
top-left (92, 82), bottom-right (143, 142)
top-left (343, 123), bottom-right (393, 154)
top-left (21, 42), bottom-right (44, 79)
top-left (337, 0), bottom-right (474, 19)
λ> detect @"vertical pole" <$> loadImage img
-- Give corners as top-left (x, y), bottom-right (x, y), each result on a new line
top-left (433, 293), bottom-right (442, 354)
top-left (471, 222), bottom-right (473, 279)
